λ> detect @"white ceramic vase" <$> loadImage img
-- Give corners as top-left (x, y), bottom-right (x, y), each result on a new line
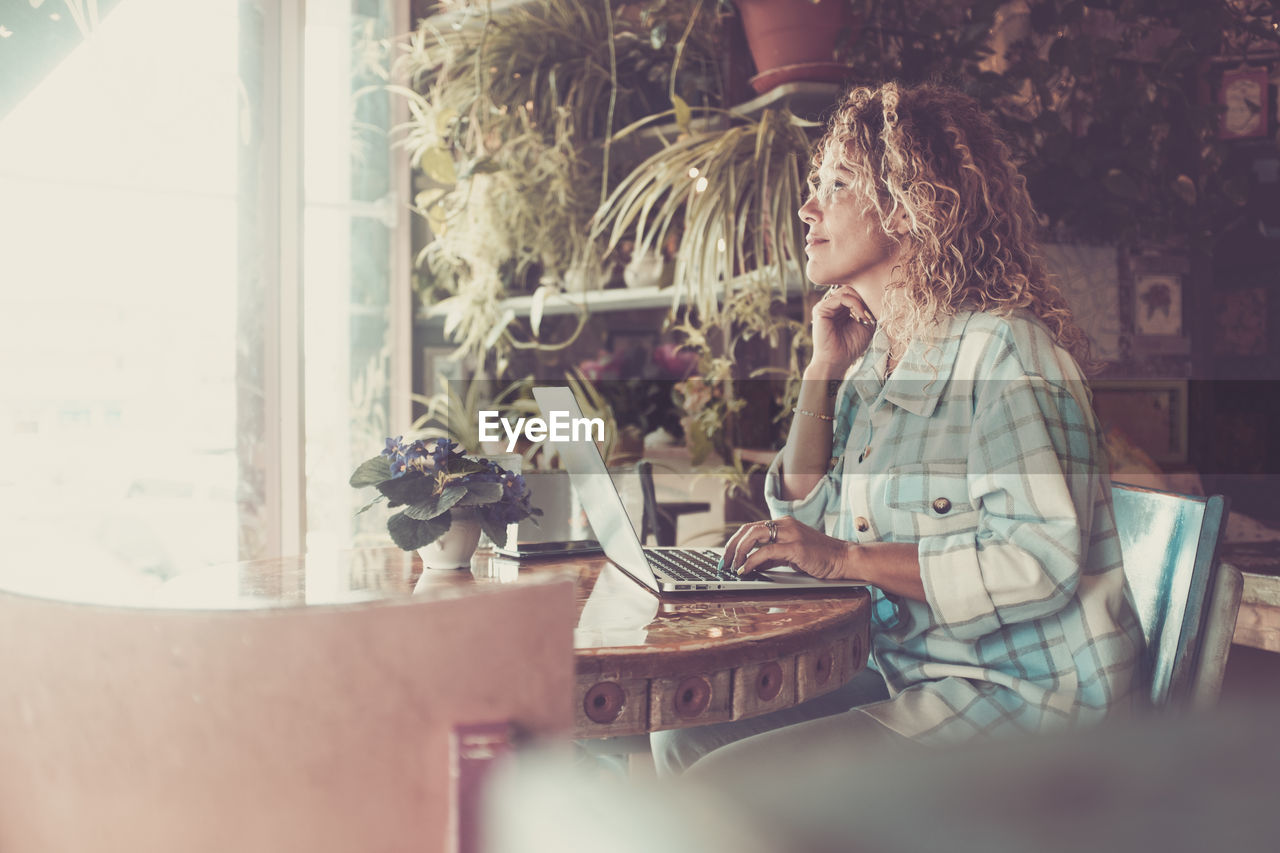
top-left (416, 508), bottom-right (483, 570)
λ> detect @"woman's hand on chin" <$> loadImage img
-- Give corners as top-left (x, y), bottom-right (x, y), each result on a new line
top-left (810, 285), bottom-right (877, 374)
top-left (720, 516), bottom-right (858, 580)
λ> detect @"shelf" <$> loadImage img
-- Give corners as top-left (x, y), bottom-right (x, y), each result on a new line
top-left (419, 285), bottom-right (680, 323)
top-left (489, 285), bottom-right (681, 317)
top-left (421, 273), bottom-right (810, 323)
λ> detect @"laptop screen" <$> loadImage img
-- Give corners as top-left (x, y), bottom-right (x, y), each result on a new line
top-left (531, 386), bottom-right (659, 592)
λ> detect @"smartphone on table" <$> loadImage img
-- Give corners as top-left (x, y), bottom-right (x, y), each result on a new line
top-left (492, 539), bottom-right (603, 559)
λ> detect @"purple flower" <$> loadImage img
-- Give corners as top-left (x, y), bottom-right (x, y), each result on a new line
top-left (403, 440), bottom-right (435, 470)
top-left (430, 439), bottom-right (458, 464)
top-left (502, 470), bottom-right (528, 498)
top-left (394, 437), bottom-right (460, 476)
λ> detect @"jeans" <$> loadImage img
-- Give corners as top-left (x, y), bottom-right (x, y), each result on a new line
top-left (650, 667), bottom-right (904, 776)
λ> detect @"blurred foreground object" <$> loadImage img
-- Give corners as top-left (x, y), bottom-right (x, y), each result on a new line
top-left (0, 575), bottom-right (574, 853)
top-left (488, 702), bottom-right (1280, 853)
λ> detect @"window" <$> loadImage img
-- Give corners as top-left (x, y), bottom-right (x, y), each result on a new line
top-left (0, 0), bottom-right (408, 603)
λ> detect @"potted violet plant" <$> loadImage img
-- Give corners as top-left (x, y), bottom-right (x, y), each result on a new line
top-left (349, 437), bottom-right (540, 570)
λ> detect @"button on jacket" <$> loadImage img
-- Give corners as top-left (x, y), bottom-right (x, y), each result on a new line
top-left (766, 309), bottom-right (1144, 743)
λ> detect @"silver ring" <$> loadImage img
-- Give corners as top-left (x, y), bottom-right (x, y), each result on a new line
top-left (765, 519), bottom-right (778, 545)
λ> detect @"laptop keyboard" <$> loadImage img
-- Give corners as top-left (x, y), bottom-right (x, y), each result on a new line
top-left (644, 548), bottom-right (741, 583)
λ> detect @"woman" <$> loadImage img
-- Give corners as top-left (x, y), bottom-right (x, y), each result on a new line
top-left (652, 82), bottom-right (1144, 775)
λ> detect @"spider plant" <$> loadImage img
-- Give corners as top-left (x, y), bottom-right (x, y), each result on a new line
top-left (591, 106), bottom-right (817, 322)
top-left (410, 374), bottom-right (529, 453)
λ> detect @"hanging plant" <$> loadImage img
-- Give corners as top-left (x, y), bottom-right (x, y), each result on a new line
top-left (593, 106), bottom-right (817, 321)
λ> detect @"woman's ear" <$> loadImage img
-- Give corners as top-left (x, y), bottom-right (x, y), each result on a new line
top-left (892, 210), bottom-right (911, 236)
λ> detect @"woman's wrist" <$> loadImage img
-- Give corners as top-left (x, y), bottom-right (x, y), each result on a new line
top-left (839, 540), bottom-right (857, 580)
top-left (804, 361), bottom-right (849, 382)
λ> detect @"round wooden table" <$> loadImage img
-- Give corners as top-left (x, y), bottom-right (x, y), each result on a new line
top-left (415, 550), bottom-right (871, 738)
top-left (567, 557), bottom-right (871, 738)
top-left (19, 547), bottom-right (871, 739)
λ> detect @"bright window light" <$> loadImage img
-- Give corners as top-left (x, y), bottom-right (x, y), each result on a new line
top-left (0, 0), bottom-right (240, 602)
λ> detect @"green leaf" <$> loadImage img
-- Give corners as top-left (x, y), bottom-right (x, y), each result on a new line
top-left (402, 497), bottom-right (441, 520)
top-left (355, 494), bottom-right (387, 515)
top-left (419, 147), bottom-right (457, 184)
top-left (672, 93), bottom-right (691, 134)
top-left (455, 481), bottom-right (504, 506)
top-left (436, 483), bottom-right (470, 514)
top-left (1103, 169), bottom-right (1139, 200)
top-left (530, 286), bottom-right (551, 338)
top-left (349, 456), bottom-right (392, 488)
top-left (434, 108), bottom-right (458, 139)
top-left (441, 297), bottom-right (466, 339)
top-left (479, 513), bottom-right (511, 550)
top-left (448, 457), bottom-right (489, 476)
top-left (413, 187), bottom-right (447, 212)
top-left (376, 474), bottom-right (437, 508)
top-left (483, 309), bottom-right (516, 351)
top-left (460, 156), bottom-right (501, 178)
top-left (650, 21), bottom-right (667, 50)
top-left (387, 510), bottom-right (452, 550)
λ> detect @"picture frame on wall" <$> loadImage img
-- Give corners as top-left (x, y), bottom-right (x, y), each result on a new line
top-left (1134, 273), bottom-right (1183, 336)
top-left (1218, 64), bottom-right (1269, 140)
top-left (1092, 379), bottom-right (1189, 466)
top-left (1133, 272), bottom-right (1192, 354)
top-left (1129, 251), bottom-right (1191, 355)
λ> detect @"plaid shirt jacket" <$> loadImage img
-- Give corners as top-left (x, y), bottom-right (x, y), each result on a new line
top-left (766, 309), bottom-right (1144, 743)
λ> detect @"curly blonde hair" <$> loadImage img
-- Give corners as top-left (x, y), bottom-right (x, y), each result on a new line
top-left (811, 81), bottom-right (1093, 368)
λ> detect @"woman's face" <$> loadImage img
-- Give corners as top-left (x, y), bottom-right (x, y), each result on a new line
top-left (798, 158), bottom-right (901, 292)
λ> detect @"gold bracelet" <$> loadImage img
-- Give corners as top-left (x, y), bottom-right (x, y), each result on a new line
top-left (794, 407), bottom-right (835, 422)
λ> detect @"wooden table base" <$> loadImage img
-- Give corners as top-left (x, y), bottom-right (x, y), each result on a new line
top-left (574, 622), bottom-right (868, 737)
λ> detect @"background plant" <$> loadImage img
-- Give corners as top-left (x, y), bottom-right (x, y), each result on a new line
top-left (843, 0), bottom-right (1280, 247)
top-left (401, 0), bottom-right (1280, 512)
top-left (397, 0), bottom-right (723, 365)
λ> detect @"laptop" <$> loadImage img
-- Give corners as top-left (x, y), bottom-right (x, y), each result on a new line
top-left (532, 386), bottom-right (868, 595)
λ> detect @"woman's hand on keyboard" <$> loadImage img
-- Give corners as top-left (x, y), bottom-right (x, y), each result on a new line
top-left (720, 516), bottom-right (855, 580)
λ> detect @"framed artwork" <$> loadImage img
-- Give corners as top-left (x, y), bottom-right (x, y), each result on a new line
top-left (1134, 273), bottom-right (1183, 336)
top-left (1219, 65), bottom-right (1269, 140)
top-left (1092, 380), bottom-right (1188, 465)
top-left (1132, 270), bottom-right (1190, 354)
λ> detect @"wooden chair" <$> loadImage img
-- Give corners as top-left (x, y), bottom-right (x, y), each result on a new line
top-left (1111, 482), bottom-right (1243, 710)
top-left (637, 460), bottom-right (710, 547)
top-left (0, 575), bottom-right (575, 853)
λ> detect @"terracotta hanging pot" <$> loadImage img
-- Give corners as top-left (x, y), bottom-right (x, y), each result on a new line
top-left (735, 0), bottom-right (858, 94)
